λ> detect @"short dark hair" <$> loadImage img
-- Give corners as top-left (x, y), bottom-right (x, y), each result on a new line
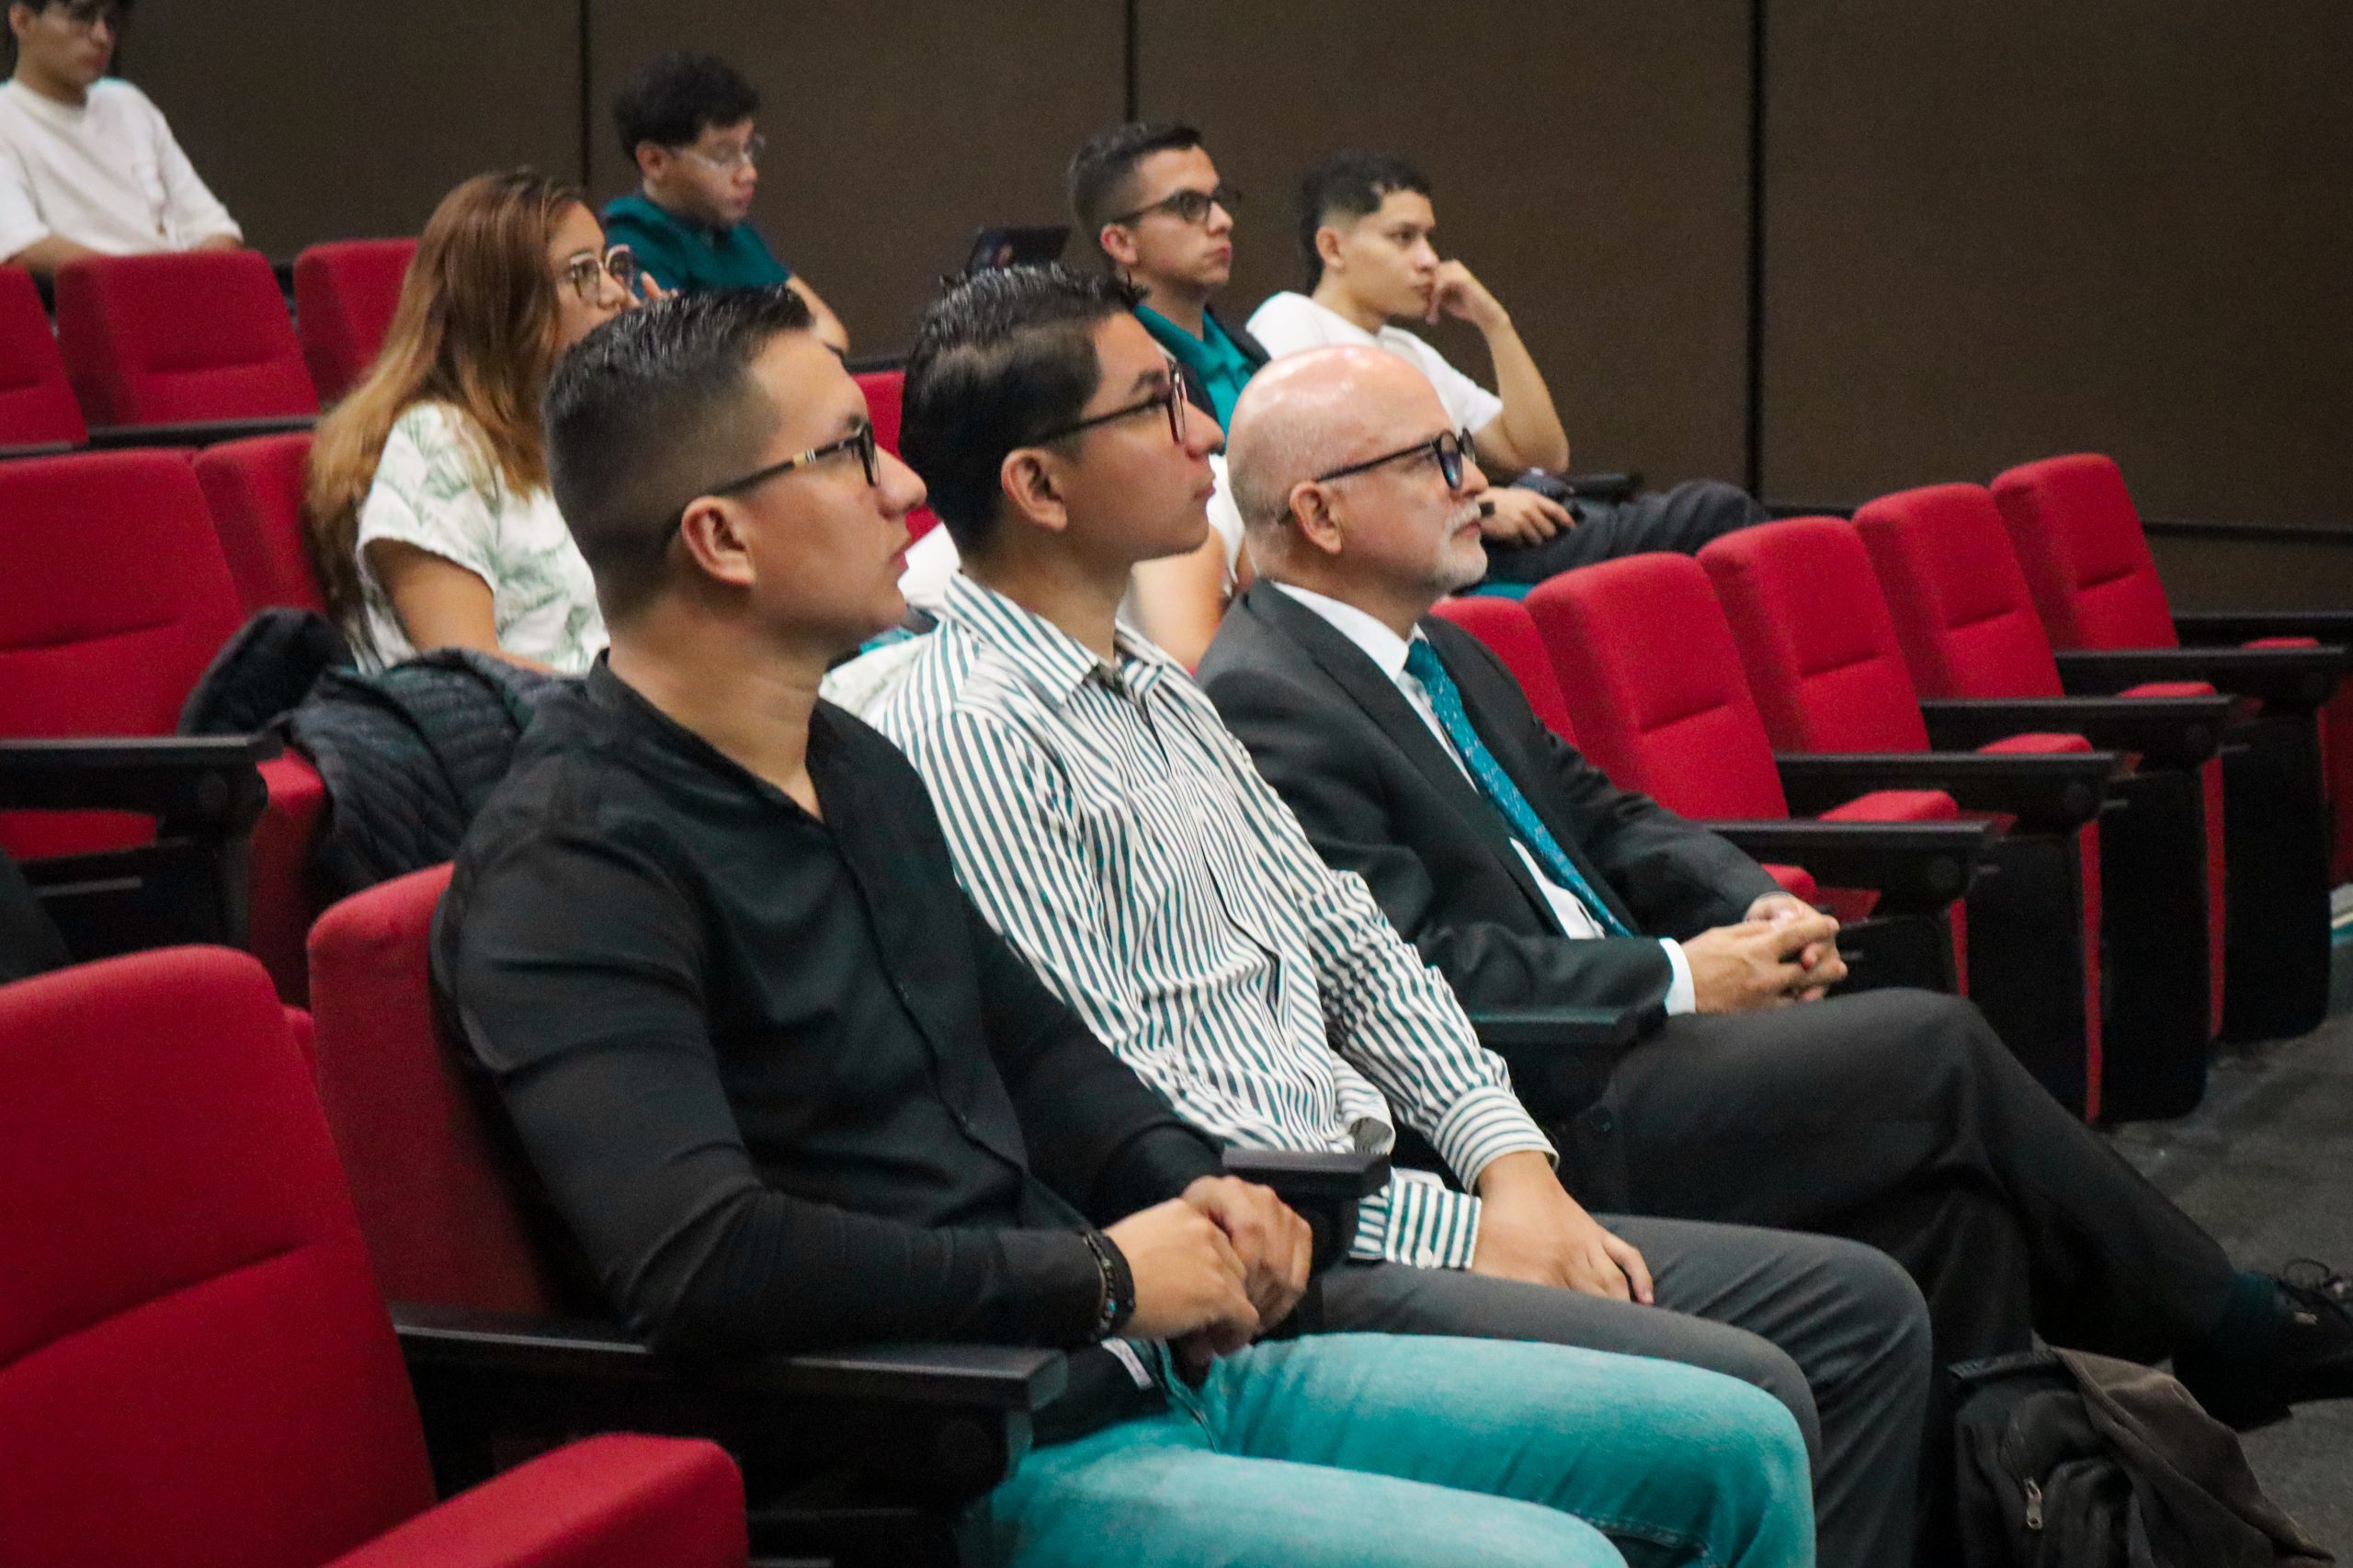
top-left (611, 51), bottom-right (759, 160)
top-left (1067, 121), bottom-right (1205, 256)
top-left (1295, 150), bottom-right (1430, 285)
top-left (542, 286), bottom-right (813, 625)
top-left (901, 264), bottom-right (1142, 556)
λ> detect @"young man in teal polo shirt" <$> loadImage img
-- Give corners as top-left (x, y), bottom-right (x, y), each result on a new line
top-left (602, 51), bottom-right (848, 353)
top-left (1067, 122), bottom-right (1266, 426)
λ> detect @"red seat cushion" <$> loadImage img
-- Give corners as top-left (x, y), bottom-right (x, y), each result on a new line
top-left (1976, 732), bottom-right (2095, 756)
top-left (1819, 789), bottom-right (1961, 824)
top-left (1854, 483), bottom-right (2069, 699)
top-left (1700, 517), bottom-right (1934, 753)
top-left (0, 948), bottom-right (433, 1568)
top-left (1990, 453), bottom-right (2179, 651)
top-left (1431, 596), bottom-right (1580, 744)
top-left (0, 266), bottom-right (86, 447)
top-left (0, 450), bottom-right (241, 858)
top-left (1763, 863), bottom-right (1820, 903)
top-left (55, 250), bottom-right (317, 426)
top-left (194, 432), bottom-right (327, 615)
top-left (1525, 556), bottom-right (1790, 820)
top-left (292, 238), bottom-right (415, 403)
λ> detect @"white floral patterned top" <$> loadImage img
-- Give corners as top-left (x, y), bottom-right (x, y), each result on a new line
top-left (352, 401), bottom-right (608, 673)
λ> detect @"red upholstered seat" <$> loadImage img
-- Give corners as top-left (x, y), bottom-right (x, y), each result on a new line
top-left (55, 250), bottom-right (317, 427)
top-left (194, 432), bottom-right (329, 615)
top-left (309, 865), bottom-right (578, 1313)
top-left (0, 266), bottom-right (85, 447)
top-left (0, 449), bottom-right (323, 999)
top-left (856, 367), bottom-right (939, 541)
top-left (292, 238), bottom-right (416, 403)
top-left (1432, 593), bottom-right (1817, 901)
top-left (1524, 553), bottom-right (1965, 926)
top-left (0, 946), bottom-right (747, 1568)
top-left (2000, 452), bottom-right (2352, 1006)
top-left (1431, 595), bottom-right (1579, 743)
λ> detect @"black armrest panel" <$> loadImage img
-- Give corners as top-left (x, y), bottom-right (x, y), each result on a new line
top-left (1699, 818), bottom-right (1993, 915)
top-left (392, 1302), bottom-right (1066, 1413)
top-left (1467, 1003), bottom-right (1660, 1052)
top-left (0, 440), bottom-right (77, 462)
top-left (1917, 697), bottom-right (2226, 769)
top-left (2052, 646), bottom-right (2346, 710)
top-left (83, 413), bottom-right (317, 449)
top-left (1221, 1148), bottom-right (1388, 1204)
top-left (1563, 472), bottom-right (1640, 503)
top-left (1774, 751), bottom-right (2118, 832)
top-left (0, 734), bottom-right (279, 824)
top-left (2173, 610), bottom-right (2353, 646)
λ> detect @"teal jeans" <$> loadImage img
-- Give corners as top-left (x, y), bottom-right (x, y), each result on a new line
top-left (972, 1333), bottom-right (1813, 1568)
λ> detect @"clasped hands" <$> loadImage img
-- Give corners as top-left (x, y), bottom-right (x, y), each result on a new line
top-left (1682, 892), bottom-right (1847, 1013)
top-left (1103, 1174), bottom-right (1313, 1379)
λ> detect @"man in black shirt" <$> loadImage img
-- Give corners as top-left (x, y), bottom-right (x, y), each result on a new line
top-left (432, 287), bottom-right (1814, 1566)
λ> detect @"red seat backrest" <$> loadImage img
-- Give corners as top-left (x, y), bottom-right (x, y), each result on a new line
top-left (1853, 483), bottom-right (2067, 700)
top-left (54, 250), bottom-right (317, 426)
top-left (292, 238), bottom-right (416, 404)
top-left (1990, 453), bottom-right (2180, 652)
top-left (0, 450), bottom-right (244, 858)
top-left (1699, 517), bottom-right (1934, 753)
top-left (193, 432), bottom-right (327, 615)
top-left (0, 267), bottom-right (85, 447)
top-left (855, 367), bottom-right (939, 541)
top-left (0, 947), bottom-right (433, 1567)
top-left (1429, 596), bottom-right (1579, 744)
top-left (1524, 555), bottom-right (1790, 819)
top-left (308, 864), bottom-right (578, 1316)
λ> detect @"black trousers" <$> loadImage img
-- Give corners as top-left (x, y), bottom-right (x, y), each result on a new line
top-left (1552, 987), bottom-right (2237, 1370)
top-left (1479, 478), bottom-right (1766, 584)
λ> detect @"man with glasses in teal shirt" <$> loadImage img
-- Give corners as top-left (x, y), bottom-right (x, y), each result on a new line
top-left (1068, 122), bottom-right (1266, 426)
top-left (603, 51), bottom-right (848, 352)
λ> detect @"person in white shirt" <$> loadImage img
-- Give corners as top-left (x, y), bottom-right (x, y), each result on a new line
top-left (0, 0), bottom-right (239, 278)
top-left (1247, 150), bottom-right (1762, 585)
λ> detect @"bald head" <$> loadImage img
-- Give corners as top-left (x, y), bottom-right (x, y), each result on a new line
top-left (1227, 346), bottom-right (1446, 559)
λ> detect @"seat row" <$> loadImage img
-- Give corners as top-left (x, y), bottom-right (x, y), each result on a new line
top-left (1438, 457), bottom-right (2348, 1120)
top-left (0, 240), bottom-right (415, 452)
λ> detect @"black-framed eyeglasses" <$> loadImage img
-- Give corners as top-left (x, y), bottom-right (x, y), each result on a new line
top-left (1029, 358), bottom-right (1189, 448)
top-left (1313, 427), bottom-right (1479, 490)
top-left (561, 244), bottom-right (638, 304)
top-left (688, 423), bottom-right (881, 522)
top-left (1109, 183), bottom-right (1242, 228)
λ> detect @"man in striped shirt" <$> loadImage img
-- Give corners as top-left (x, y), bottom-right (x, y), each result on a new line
top-left (870, 264), bottom-right (1934, 1568)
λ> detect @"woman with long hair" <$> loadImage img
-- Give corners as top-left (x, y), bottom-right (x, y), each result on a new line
top-left (306, 168), bottom-right (642, 671)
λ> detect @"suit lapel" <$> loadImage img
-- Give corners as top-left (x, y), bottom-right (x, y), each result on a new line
top-left (1238, 585), bottom-right (1563, 930)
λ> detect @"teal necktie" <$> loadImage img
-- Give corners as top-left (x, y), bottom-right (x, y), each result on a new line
top-left (1404, 639), bottom-right (1631, 937)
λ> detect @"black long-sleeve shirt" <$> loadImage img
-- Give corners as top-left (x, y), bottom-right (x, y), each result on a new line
top-left (432, 659), bottom-right (1224, 1360)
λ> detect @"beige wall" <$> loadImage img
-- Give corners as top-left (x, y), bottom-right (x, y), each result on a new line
top-left (119, 2), bottom-right (2353, 599)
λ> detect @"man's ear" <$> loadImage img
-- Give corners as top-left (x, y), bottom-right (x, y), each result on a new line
top-left (1314, 224), bottom-right (1348, 276)
top-left (1097, 222), bottom-right (1140, 271)
top-left (1290, 482), bottom-right (1346, 557)
top-left (998, 448), bottom-right (1071, 536)
top-left (632, 142), bottom-right (668, 183)
top-left (676, 495), bottom-right (756, 587)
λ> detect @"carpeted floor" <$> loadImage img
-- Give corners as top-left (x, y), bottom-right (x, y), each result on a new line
top-left (2112, 1008), bottom-right (2353, 1553)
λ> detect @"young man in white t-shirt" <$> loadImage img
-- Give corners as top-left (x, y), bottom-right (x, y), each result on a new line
top-left (1247, 150), bottom-right (1760, 585)
top-left (0, 0), bottom-right (240, 278)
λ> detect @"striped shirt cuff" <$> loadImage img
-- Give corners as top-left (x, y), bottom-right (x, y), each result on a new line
top-left (1351, 1167), bottom-right (1484, 1270)
top-left (1426, 1085), bottom-right (1557, 1188)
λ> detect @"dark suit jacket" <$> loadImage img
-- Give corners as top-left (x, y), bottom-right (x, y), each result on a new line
top-left (1199, 582), bottom-right (1781, 1020)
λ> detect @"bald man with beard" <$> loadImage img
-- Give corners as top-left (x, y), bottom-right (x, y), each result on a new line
top-left (1198, 346), bottom-right (2353, 1564)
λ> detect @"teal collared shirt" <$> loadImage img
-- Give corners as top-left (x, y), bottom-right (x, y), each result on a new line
top-left (1135, 302), bottom-right (1259, 426)
top-left (599, 193), bottom-right (793, 294)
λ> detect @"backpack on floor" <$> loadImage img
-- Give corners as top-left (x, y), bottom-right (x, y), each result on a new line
top-left (1950, 1348), bottom-right (2332, 1567)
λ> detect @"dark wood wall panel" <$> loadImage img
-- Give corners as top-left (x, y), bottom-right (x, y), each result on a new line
top-left (1137, 1), bottom-right (1753, 486)
top-left (585, 0), bottom-right (1123, 356)
top-left (1762, 1), bottom-right (2353, 530)
top-left (129, 4), bottom-right (582, 255)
